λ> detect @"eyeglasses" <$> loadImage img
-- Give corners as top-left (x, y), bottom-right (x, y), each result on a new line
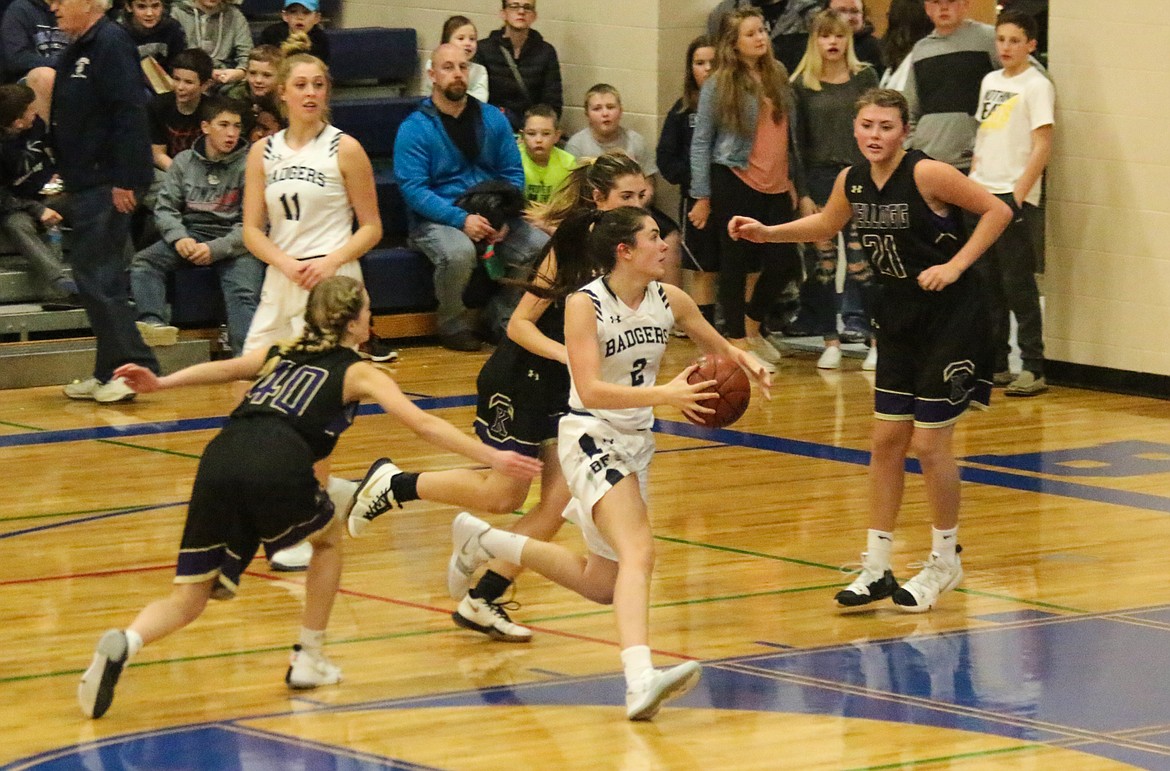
top-left (505, 3), bottom-right (535, 12)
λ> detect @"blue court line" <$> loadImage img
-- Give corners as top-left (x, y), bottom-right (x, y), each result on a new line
top-left (5, 397), bottom-right (1170, 517)
top-left (655, 418), bottom-right (1170, 515)
top-left (0, 501), bottom-right (185, 540)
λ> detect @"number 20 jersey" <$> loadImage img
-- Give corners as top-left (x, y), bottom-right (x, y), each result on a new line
top-left (844, 150), bottom-right (964, 289)
top-left (568, 276), bottom-right (674, 432)
top-left (263, 124), bottom-right (354, 258)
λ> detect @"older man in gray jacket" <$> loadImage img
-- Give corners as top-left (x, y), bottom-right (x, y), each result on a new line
top-left (129, 96), bottom-right (263, 354)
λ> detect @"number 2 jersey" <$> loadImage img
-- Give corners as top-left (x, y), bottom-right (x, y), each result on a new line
top-left (263, 124), bottom-right (354, 258)
top-left (230, 346), bottom-right (363, 460)
top-left (845, 149), bottom-right (965, 291)
top-left (568, 276), bottom-right (675, 432)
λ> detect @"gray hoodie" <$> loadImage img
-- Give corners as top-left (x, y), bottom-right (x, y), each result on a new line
top-left (170, 0), bottom-right (252, 71)
top-left (154, 134), bottom-right (249, 260)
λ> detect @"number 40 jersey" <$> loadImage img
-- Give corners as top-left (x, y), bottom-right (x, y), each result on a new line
top-left (845, 149), bottom-right (965, 288)
top-left (568, 276), bottom-right (675, 432)
top-left (262, 124), bottom-right (354, 259)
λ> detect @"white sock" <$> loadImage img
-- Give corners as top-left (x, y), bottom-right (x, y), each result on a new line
top-left (480, 528), bottom-right (529, 566)
top-left (125, 629), bottom-right (144, 658)
top-left (621, 645), bottom-right (653, 687)
top-left (866, 529), bottom-right (894, 570)
top-left (299, 627), bottom-right (326, 651)
top-left (932, 526), bottom-right (958, 562)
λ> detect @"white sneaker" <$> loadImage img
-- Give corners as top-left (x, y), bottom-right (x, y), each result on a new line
top-left (136, 320), bottom-right (179, 346)
top-left (285, 645), bottom-right (342, 689)
top-left (892, 552), bottom-right (963, 613)
top-left (834, 552), bottom-right (899, 610)
top-left (78, 629), bottom-right (129, 719)
top-left (347, 458), bottom-right (403, 537)
top-left (817, 345), bottom-right (842, 370)
top-left (862, 345), bottom-right (878, 371)
top-left (453, 594), bottom-right (532, 642)
top-left (625, 661), bottom-right (702, 720)
top-left (64, 376), bottom-right (136, 402)
top-left (447, 512), bottom-right (494, 600)
top-left (271, 541), bottom-right (313, 572)
top-left (741, 348), bottom-right (777, 374)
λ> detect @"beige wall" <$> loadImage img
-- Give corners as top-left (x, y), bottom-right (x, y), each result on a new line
top-left (1045, 4), bottom-right (1170, 375)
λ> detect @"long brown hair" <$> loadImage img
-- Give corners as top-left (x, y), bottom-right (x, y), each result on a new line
top-left (528, 150), bottom-right (645, 232)
top-left (712, 7), bottom-right (792, 136)
top-left (681, 35), bottom-right (714, 113)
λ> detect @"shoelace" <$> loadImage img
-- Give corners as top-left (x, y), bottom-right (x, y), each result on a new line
top-left (366, 487), bottom-right (402, 518)
top-left (486, 599), bottom-right (522, 621)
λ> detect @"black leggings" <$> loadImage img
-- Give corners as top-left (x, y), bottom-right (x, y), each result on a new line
top-left (709, 164), bottom-right (801, 338)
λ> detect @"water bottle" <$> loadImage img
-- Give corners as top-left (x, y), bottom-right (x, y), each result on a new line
top-left (481, 243), bottom-right (505, 281)
top-left (46, 225), bottom-right (63, 254)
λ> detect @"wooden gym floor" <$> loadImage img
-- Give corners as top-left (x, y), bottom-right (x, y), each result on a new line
top-left (2, 339), bottom-right (1169, 770)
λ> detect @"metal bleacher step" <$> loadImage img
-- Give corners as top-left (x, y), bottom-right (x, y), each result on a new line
top-left (0, 335), bottom-right (210, 390)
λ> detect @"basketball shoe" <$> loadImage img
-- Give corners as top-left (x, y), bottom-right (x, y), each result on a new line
top-left (286, 645), bottom-right (342, 689)
top-left (78, 629), bottom-right (129, 719)
top-left (347, 458), bottom-right (403, 537)
top-left (835, 553), bottom-right (899, 610)
top-left (448, 512), bottom-right (494, 599)
top-left (892, 552), bottom-right (963, 613)
top-left (625, 661), bottom-right (702, 721)
top-left (453, 594), bottom-right (532, 642)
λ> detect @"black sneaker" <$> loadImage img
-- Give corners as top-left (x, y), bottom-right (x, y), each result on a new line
top-left (835, 557), bottom-right (899, 610)
top-left (78, 629), bottom-right (129, 719)
top-left (360, 332), bottom-right (399, 362)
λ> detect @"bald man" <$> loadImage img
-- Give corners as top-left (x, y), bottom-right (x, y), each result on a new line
top-left (394, 44), bottom-right (548, 351)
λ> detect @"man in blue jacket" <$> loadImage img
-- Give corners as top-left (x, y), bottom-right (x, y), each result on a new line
top-left (395, 43), bottom-right (547, 352)
top-left (51, 0), bottom-right (158, 402)
top-left (1, 0), bottom-right (69, 119)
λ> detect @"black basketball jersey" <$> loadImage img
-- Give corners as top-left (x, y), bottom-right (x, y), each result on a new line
top-left (845, 150), bottom-right (965, 289)
top-left (230, 346), bottom-right (363, 460)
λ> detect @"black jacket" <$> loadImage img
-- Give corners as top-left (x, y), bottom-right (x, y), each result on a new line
top-left (656, 98), bottom-right (695, 194)
top-left (50, 18), bottom-right (152, 191)
top-left (474, 27), bottom-right (562, 132)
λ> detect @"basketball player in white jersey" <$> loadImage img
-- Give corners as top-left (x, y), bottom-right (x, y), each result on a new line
top-left (241, 51), bottom-right (382, 569)
top-left (241, 51), bottom-right (381, 355)
top-left (444, 206), bottom-right (770, 720)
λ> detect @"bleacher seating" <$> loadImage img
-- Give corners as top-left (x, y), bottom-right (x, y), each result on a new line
top-left (327, 27), bottom-right (418, 89)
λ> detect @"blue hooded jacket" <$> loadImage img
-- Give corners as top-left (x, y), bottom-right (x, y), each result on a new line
top-left (393, 96), bottom-right (524, 231)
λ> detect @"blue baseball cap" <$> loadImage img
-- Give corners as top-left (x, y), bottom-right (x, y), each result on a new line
top-left (284, 0), bottom-right (319, 11)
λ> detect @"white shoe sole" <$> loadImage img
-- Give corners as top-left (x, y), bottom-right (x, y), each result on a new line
top-left (627, 661), bottom-right (702, 721)
top-left (78, 630), bottom-right (128, 719)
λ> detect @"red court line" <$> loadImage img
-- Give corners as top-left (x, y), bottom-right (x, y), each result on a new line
top-left (247, 570), bottom-right (697, 661)
top-left (0, 563), bottom-right (174, 587)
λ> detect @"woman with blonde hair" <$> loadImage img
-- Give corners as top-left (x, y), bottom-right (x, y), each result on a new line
top-left (790, 8), bottom-right (878, 369)
top-left (689, 7), bottom-right (808, 372)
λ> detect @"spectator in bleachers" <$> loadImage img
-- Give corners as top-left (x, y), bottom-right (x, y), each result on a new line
top-left (879, 0), bottom-right (933, 91)
top-left (148, 47), bottom-right (212, 171)
top-left (130, 96), bottom-right (262, 352)
top-left (118, 0), bottom-right (187, 76)
top-left (518, 103), bottom-right (572, 205)
top-left (904, 0), bottom-right (998, 171)
top-left (0, 83), bottom-right (77, 304)
top-left (830, 0), bottom-right (883, 78)
top-left (706, 0), bottom-right (821, 75)
top-left (424, 15), bottom-right (487, 103)
top-left (258, 0), bottom-right (328, 65)
top-left (170, 0), bottom-right (250, 87)
top-left (395, 44), bottom-right (548, 352)
top-left (0, 81), bottom-right (56, 199)
top-left (474, 0), bottom-right (562, 133)
top-left (565, 83), bottom-right (682, 293)
top-left (52, 0), bottom-right (159, 402)
top-left (657, 35), bottom-right (718, 328)
top-left (225, 44), bottom-right (285, 142)
top-left (0, 0), bottom-right (69, 121)
top-left (969, 9), bottom-right (1053, 396)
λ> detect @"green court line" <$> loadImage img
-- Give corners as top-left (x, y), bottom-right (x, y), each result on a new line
top-left (0, 419), bottom-right (43, 431)
top-left (94, 438), bottom-right (201, 459)
top-left (842, 743), bottom-right (1046, 770)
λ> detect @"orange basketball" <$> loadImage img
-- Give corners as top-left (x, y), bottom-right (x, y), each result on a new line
top-left (685, 354), bottom-right (751, 429)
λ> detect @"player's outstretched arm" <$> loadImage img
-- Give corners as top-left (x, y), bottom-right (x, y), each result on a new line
top-left (344, 362), bottom-right (541, 481)
top-left (114, 347), bottom-right (269, 393)
top-left (729, 169), bottom-right (853, 245)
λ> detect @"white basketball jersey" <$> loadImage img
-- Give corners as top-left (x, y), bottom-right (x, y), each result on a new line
top-left (568, 276), bottom-right (675, 432)
top-left (262, 124), bottom-right (354, 258)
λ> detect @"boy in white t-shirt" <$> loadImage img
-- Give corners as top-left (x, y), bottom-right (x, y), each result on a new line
top-left (970, 10), bottom-right (1053, 396)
